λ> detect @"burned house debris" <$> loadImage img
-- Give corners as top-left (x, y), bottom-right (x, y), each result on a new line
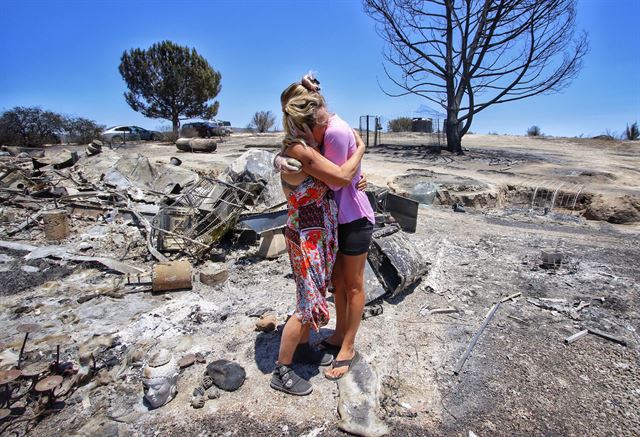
top-left (0, 131), bottom-right (638, 437)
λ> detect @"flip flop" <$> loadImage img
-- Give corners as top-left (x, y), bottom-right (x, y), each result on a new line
top-left (325, 351), bottom-right (359, 381)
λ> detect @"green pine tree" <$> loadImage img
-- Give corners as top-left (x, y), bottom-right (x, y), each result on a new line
top-left (119, 41), bottom-right (221, 133)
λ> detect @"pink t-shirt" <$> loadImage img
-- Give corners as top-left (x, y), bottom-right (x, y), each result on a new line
top-left (322, 115), bottom-right (375, 225)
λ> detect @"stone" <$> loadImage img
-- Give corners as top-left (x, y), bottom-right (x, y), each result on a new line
top-left (255, 313), bottom-right (277, 332)
top-left (257, 230), bottom-right (287, 259)
top-left (199, 264), bottom-right (229, 286)
top-left (178, 353), bottom-right (196, 369)
top-left (206, 359), bottom-right (246, 391)
top-left (336, 355), bottom-right (389, 437)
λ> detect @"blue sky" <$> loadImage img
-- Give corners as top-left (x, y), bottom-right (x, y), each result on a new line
top-left (1, 0), bottom-right (638, 137)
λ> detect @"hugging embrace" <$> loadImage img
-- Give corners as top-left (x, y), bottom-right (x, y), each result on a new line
top-left (270, 73), bottom-right (374, 396)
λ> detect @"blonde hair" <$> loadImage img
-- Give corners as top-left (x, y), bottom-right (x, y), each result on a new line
top-left (280, 82), bottom-right (328, 150)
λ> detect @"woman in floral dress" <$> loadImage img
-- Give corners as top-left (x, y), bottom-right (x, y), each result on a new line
top-left (269, 77), bottom-right (367, 396)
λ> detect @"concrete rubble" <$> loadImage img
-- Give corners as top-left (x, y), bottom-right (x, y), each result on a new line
top-left (0, 140), bottom-right (432, 436)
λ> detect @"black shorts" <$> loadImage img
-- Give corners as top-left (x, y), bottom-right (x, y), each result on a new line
top-left (338, 217), bottom-right (374, 256)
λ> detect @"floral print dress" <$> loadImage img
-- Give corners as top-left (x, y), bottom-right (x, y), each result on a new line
top-left (284, 177), bottom-right (338, 331)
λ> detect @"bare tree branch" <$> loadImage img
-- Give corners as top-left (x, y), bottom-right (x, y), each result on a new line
top-left (365, 0), bottom-right (588, 153)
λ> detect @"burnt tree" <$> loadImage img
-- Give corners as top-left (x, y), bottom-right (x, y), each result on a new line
top-left (365, 0), bottom-right (588, 154)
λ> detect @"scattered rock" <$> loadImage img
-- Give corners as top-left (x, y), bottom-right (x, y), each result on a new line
top-left (178, 353), bottom-right (196, 369)
top-left (195, 352), bottom-right (206, 363)
top-left (206, 359), bottom-right (246, 391)
top-left (584, 194), bottom-right (640, 224)
top-left (255, 313), bottom-right (277, 332)
top-left (245, 306), bottom-right (274, 318)
top-left (199, 264), bottom-right (229, 286)
top-left (336, 354), bottom-right (389, 437)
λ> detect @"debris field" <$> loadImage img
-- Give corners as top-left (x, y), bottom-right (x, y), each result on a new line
top-left (0, 133), bottom-right (638, 436)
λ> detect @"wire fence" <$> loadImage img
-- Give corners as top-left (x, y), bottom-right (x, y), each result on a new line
top-left (358, 115), bottom-right (446, 148)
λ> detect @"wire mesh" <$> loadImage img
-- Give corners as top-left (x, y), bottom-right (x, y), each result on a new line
top-left (151, 176), bottom-right (256, 259)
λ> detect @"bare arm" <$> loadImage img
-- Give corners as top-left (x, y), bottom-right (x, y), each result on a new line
top-left (286, 132), bottom-right (365, 188)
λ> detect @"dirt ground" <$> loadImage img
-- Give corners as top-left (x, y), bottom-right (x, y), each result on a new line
top-left (0, 133), bottom-right (638, 436)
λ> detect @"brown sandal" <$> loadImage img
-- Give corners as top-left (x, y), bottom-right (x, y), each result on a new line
top-left (325, 351), bottom-right (359, 381)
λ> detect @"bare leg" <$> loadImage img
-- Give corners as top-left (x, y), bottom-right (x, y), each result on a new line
top-left (277, 315), bottom-right (308, 365)
top-left (326, 255), bottom-right (346, 346)
top-left (299, 324), bottom-right (311, 344)
top-left (325, 252), bottom-right (367, 379)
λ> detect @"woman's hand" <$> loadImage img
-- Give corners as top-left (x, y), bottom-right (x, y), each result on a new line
top-left (353, 129), bottom-right (366, 152)
top-left (300, 123), bottom-right (319, 148)
top-left (273, 153), bottom-right (302, 174)
top-left (357, 173), bottom-right (368, 191)
top-left (301, 74), bottom-right (321, 92)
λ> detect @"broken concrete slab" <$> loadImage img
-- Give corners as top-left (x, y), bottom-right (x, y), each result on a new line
top-left (220, 149), bottom-right (286, 210)
top-left (199, 264), bottom-right (229, 286)
top-left (0, 240), bottom-right (144, 275)
top-left (336, 354), bottom-right (389, 437)
top-left (257, 229), bottom-right (286, 259)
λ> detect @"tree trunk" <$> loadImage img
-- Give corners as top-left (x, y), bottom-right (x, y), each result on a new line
top-left (446, 115), bottom-right (464, 155)
top-left (172, 115), bottom-right (180, 135)
top-left (444, 0), bottom-right (463, 156)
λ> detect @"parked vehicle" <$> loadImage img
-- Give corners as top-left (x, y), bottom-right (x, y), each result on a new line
top-left (180, 120), bottom-right (232, 138)
top-left (101, 125), bottom-right (162, 145)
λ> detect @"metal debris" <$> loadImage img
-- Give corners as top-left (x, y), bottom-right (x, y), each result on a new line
top-left (586, 328), bottom-right (627, 347)
top-left (152, 260), bottom-right (193, 292)
top-left (454, 302), bottom-right (501, 375)
top-left (564, 329), bottom-right (589, 344)
top-left (368, 225), bottom-right (428, 299)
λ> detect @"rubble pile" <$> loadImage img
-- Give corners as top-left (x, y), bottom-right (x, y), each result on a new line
top-left (0, 146), bottom-right (293, 433)
top-left (0, 143), bottom-right (430, 435)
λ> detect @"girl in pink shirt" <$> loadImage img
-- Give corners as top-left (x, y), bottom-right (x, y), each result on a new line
top-left (275, 74), bottom-right (374, 384)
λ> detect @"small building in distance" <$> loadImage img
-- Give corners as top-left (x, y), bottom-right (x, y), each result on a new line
top-left (411, 117), bottom-right (433, 133)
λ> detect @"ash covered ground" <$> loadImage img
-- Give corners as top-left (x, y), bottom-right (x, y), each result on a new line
top-left (0, 133), bottom-right (638, 436)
